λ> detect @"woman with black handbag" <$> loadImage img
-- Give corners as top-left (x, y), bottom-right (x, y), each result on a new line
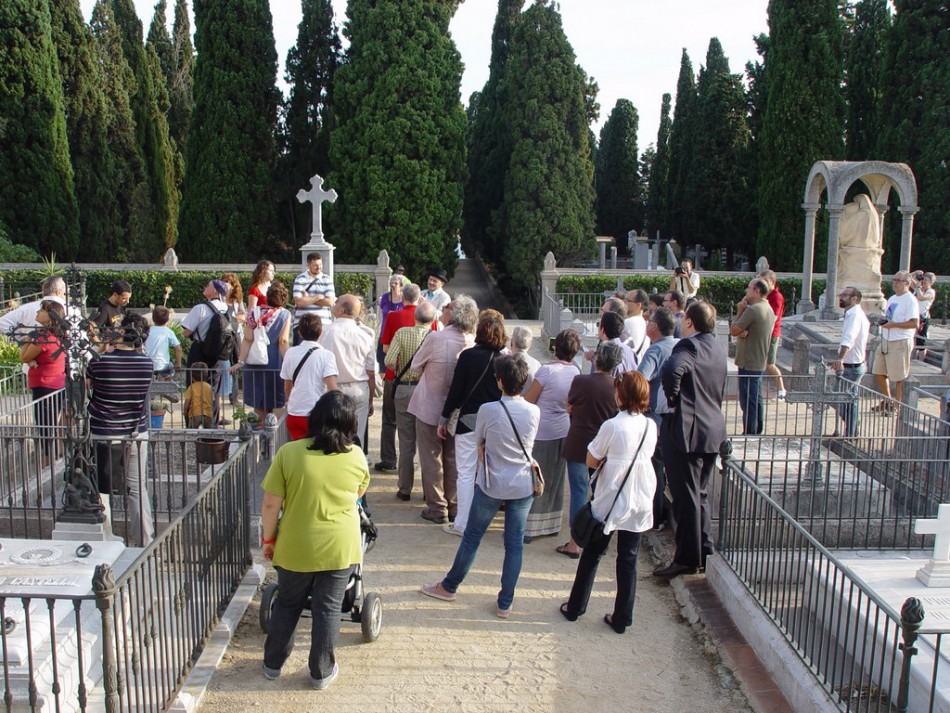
top-left (560, 371), bottom-right (657, 634)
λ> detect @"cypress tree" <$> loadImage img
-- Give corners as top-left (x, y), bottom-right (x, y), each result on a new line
top-left (112, 0), bottom-right (178, 258)
top-left (0, 0), bottom-right (79, 257)
top-left (492, 0), bottom-right (595, 295)
top-left (51, 0), bottom-right (124, 260)
top-left (845, 0), bottom-right (889, 159)
top-left (179, 0), bottom-right (280, 260)
top-left (594, 99), bottom-right (641, 247)
top-left (756, 0), bottom-right (845, 270)
top-left (665, 50), bottom-right (697, 246)
top-left (168, 0), bottom-right (194, 160)
top-left (877, 0), bottom-right (949, 272)
top-left (690, 38), bottom-right (755, 262)
top-left (146, 0), bottom-right (174, 88)
top-left (280, 0), bottom-right (341, 247)
top-left (90, 0), bottom-right (150, 260)
top-left (645, 93), bottom-right (672, 241)
top-left (461, 0), bottom-right (523, 263)
top-left (330, 0), bottom-right (467, 274)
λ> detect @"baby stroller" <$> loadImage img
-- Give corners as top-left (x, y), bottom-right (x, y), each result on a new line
top-left (259, 500), bottom-right (382, 643)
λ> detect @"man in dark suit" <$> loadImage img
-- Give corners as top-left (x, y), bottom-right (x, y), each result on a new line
top-left (654, 301), bottom-right (727, 578)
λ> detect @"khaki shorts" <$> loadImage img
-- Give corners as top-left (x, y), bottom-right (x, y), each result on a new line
top-left (767, 336), bottom-right (779, 366)
top-left (871, 338), bottom-right (912, 381)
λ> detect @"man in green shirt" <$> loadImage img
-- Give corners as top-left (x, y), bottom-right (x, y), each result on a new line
top-left (731, 278), bottom-right (776, 434)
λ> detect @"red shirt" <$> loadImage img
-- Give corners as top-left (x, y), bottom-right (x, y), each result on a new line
top-left (380, 306), bottom-right (436, 380)
top-left (767, 286), bottom-right (784, 338)
top-left (28, 341), bottom-right (66, 390)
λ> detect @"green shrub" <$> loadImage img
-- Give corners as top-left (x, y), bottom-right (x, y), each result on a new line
top-left (0, 337), bottom-right (21, 369)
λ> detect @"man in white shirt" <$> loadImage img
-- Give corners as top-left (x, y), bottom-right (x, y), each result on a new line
top-left (831, 287), bottom-right (870, 437)
top-left (281, 314), bottom-right (339, 441)
top-left (871, 271), bottom-right (919, 415)
top-left (622, 289), bottom-right (649, 362)
top-left (0, 275), bottom-right (68, 335)
top-left (181, 279), bottom-right (230, 373)
top-left (319, 294), bottom-right (376, 448)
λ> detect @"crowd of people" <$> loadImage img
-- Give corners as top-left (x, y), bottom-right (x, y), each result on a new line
top-left (1, 256), bottom-right (943, 690)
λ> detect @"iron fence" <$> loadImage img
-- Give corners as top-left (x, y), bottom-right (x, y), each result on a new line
top-left (0, 435), bottom-right (253, 712)
top-left (718, 458), bottom-right (948, 713)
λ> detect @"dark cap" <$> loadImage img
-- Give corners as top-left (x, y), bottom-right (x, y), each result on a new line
top-left (427, 267), bottom-right (448, 284)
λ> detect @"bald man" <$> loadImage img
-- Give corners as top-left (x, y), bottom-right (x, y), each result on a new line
top-left (319, 294), bottom-right (376, 447)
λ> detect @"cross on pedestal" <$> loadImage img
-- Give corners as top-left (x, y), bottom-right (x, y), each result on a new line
top-left (915, 504), bottom-right (950, 587)
top-left (296, 174), bottom-right (337, 247)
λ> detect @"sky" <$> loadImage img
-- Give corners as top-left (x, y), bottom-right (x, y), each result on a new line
top-left (80, 0), bottom-right (770, 150)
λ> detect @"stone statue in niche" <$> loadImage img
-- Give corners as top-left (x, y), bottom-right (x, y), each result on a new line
top-left (836, 194), bottom-right (886, 312)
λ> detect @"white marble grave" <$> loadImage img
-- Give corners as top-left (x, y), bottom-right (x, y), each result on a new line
top-left (915, 504), bottom-right (950, 587)
top-left (0, 538), bottom-right (125, 713)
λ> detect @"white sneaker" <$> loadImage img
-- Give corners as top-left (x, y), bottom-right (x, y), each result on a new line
top-left (311, 662), bottom-right (339, 690)
top-left (777, 390), bottom-right (787, 401)
top-left (442, 524), bottom-right (463, 536)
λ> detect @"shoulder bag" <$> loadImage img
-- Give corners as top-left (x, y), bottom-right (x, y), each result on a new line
top-left (499, 400), bottom-right (544, 497)
top-left (446, 352), bottom-right (495, 436)
top-left (246, 307), bottom-right (271, 365)
top-left (571, 426), bottom-right (648, 547)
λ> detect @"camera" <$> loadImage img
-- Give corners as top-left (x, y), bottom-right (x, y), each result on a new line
top-left (548, 337), bottom-right (556, 352)
top-left (878, 316), bottom-right (889, 326)
top-left (674, 267), bottom-right (685, 276)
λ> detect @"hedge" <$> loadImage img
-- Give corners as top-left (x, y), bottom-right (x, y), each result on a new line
top-left (1, 269), bottom-right (372, 309)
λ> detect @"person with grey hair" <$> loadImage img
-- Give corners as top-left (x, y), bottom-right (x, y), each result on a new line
top-left (0, 274), bottom-right (68, 335)
top-left (557, 341), bottom-right (623, 557)
top-left (509, 326), bottom-right (541, 389)
top-left (378, 283), bottom-right (429, 473)
top-left (385, 299), bottom-right (437, 499)
top-left (409, 295), bottom-right (478, 524)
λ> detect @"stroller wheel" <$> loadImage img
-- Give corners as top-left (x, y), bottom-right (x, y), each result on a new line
top-left (260, 583), bottom-right (278, 633)
top-left (361, 592), bottom-right (382, 643)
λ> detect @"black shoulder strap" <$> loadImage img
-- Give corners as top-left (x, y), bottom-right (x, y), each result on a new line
top-left (600, 426), bottom-right (649, 522)
top-left (292, 346), bottom-right (319, 384)
top-left (499, 400), bottom-right (532, 464)
top-left (458, 351), bottom-right (495, 410)
top-left (394, 331), bottom-right (429, 385)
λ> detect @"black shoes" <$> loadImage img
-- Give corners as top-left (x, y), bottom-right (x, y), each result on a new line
top-left (652, 563), bottom-right (700, 579)
top-left (395, 491), bottom-right (410, 502)
top-left (375, 462), bottom-right (396, 472)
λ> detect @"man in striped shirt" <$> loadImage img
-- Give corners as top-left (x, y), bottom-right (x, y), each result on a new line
top-left (292, 253), bottom-right (335, 344)
top-left (88, 313), bottom-right (154, 545)
top-left (385, 301), bottom-right (437, 501)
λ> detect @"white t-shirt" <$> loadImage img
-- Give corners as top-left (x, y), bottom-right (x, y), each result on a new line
top-left (883, 291), bottom-right (919, 341)
top-left (280, 341), bottom-right (339, 416)
top-left (180, 299), bottom-right (227, 339)
top-left (916, 287), bottom-right (935, 319)
top-left (624, 314), bottom-right (649, 361)
top-left (587, 412), bottom-right (657, 534)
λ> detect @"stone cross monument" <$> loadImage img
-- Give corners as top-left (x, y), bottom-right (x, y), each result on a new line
top-left (296, 173), bottom-right (338, 274)
top-left (914, 504), bottom-right (950, 587)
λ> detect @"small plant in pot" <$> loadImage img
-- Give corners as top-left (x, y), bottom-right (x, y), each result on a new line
top-left (149, 399), bottom-right (168, 429)
top-left (232, 405), bottom-right (261, 441)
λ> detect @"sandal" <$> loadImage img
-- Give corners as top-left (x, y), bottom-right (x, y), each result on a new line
top-left (559, 602), bottom-right (578, 621)
top-left (555, 543), bottom-right (581, 559)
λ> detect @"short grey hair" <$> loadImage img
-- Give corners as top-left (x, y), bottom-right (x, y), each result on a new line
top-left (510, 325), bottom-right (533, 352)
top-left (594, 341), bottom-right (624, 373)
top-left (449, 294), bottom-right (478, 333)
top-left (42, 275), bottom-right (65, 296)
top-left (602, 297), bottom-right (626, 318)
top-left (402, 283), bottom-right (421, 304)
top-left (415, 300), bottom-right (436, 325)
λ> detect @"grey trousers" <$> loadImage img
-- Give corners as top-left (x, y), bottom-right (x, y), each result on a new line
top-left (379, 379), bottom-right (397, 467)
top-left (416, 420), bottom-right (457, 518)
top-left (338, 381), bottom-right (370, 450)
top-left (395, 384), bottom-right (418, 495)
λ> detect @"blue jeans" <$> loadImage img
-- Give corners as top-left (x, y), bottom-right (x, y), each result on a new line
top-left (566, 461), bottom-right (591, 525)
top-left (835, 363), bottom-right (865, 437)
top-left (441, 486), bottom-right (534, 610)
top-left (738, 368), bottom-right (764, 435)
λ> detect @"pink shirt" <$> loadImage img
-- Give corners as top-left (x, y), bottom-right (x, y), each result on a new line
top-left (407, 326), bottom-right (474, 426)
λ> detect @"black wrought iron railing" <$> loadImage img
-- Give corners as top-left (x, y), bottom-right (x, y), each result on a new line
top-left (718, 458), bottom-right (948, 713)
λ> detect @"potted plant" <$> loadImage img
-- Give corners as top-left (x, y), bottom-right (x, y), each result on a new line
top-left (150, 399), bottom-right (167, 429)
top-left (232, 405), bottom-right (261, 441)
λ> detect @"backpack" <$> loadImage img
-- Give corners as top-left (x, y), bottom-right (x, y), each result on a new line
top-left (198, 300), bottom-right (238, 365)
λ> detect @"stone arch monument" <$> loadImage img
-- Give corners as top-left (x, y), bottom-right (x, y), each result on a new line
top-left (798, 160), bottom-right (919, 317)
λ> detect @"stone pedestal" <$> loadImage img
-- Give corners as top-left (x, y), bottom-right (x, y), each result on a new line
top-left (917, 560), bottom-right (950, 588)
top-left (299, 241), bottom-right (336, 282)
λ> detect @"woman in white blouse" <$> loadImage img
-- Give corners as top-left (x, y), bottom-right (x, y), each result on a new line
top-left (559, 370), bottom-right (657, 634)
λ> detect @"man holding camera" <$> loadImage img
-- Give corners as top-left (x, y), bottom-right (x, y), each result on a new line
top-left (670, 259), bottom-right (700, 297)
top-left (871, 270), bottom-right (919, 415)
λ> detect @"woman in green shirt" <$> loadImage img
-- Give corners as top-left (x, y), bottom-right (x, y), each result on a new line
top-left (260, 391), bottom-right (370, 690)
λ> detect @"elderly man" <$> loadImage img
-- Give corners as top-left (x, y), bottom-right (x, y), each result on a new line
top-left (408, 296), bottom-right (478, 524)
top-left (637, 306), bottom-right (677, 530)
top-left (386, 301), bottom-right (437, 501)
top-left (293, 253), bottom-right (335, 344)
top-left (831, 287), bottom-right (870, 436)
top-left (181, 279), bottom-right (233, 375)
top-left (0, 275), bottom-right (68, 335)
top-left (319, 294), bottom-right (376, 446)
top-left (872, 270), bottom-right (920, 414)
top-left (422, 267), bottom-right (451, 313)
top-left (655, 301), bottom-right (726, 578)
top-left (731, 278), bottom-right (776, 435)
